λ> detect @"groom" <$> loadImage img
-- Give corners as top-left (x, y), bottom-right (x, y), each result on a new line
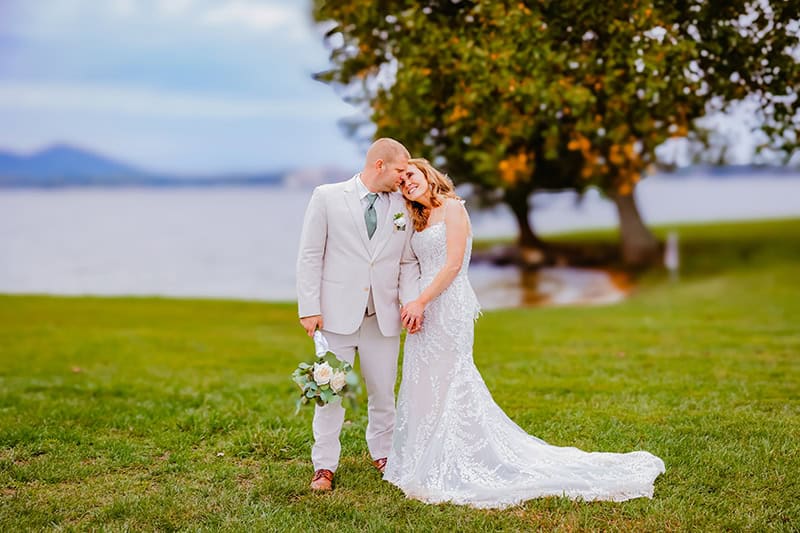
top-left (296, 138), bottom-right (421, 491)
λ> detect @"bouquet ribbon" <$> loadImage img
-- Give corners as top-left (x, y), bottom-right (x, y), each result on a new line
top-left (313, 330), bottom-right (330, 358)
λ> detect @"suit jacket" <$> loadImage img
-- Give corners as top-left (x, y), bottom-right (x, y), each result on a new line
top-left (296, 175), bottom-right (420, 337)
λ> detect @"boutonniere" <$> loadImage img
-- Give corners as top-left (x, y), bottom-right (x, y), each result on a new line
top-left (393, 212), bottom-right (407, 231)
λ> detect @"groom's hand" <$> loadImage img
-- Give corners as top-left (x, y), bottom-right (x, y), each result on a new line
top-left (299, 315), bottom-right (323, 337)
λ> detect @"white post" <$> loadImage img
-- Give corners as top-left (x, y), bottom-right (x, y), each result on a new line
top-left (664, 231), bottom-right (680, 281)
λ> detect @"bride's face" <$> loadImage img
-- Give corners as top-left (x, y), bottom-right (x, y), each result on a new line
top-left (401, 165), bottom-right (428, 201)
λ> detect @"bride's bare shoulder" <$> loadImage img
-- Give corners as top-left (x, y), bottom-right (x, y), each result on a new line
top-left (443, 197), bottom-right (468, 212)
top-left (443, 197), bottom-right (469, 229)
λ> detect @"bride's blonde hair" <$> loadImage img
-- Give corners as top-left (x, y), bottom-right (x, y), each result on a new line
top-left (405, 158), bottom-right (460, 232)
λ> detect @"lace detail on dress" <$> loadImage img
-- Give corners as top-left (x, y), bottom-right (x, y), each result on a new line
top-left (384, 213), bottom-right (665, 509)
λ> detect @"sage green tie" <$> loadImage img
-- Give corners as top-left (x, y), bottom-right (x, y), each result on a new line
top-left (365, 192), bottom-right (378, 239)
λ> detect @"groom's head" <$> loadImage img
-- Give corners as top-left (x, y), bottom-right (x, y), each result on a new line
top-left (362, 138), bottom-right (410, 193)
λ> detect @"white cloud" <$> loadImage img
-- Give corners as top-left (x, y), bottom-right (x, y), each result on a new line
top-left (2, 1), bottom-right (310, 42)
top-left (0, 81), bottom-right (353, 119)
top-left (108, 0), bottom-right (137, 18)
top-left (201, 1), bottom-right (301, 31)
top-left (156, 0), bottom-right (196, 17)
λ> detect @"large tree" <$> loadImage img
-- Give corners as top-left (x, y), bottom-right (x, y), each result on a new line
top-left (313, 1), bottom-right (800, 266)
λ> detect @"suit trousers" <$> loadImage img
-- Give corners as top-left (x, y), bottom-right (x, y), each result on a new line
top-left (311, 314), bottom-right (399, 471)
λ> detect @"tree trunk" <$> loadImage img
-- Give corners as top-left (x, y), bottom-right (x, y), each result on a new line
top-left (611, 191), bottom-right (660, 268)
top-left (505, 189), bottom-right (542, 248)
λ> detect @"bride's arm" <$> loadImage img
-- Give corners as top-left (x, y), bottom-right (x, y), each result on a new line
top-left (402, 199), bottom-right (469, 328)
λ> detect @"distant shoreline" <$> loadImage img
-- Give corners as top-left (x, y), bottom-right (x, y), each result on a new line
top-left (2, 168), bottom-right (800, 190)
top-left (0, 178), bottom-right (286, 189)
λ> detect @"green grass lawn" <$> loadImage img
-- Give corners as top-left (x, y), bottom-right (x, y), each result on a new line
top-left (1, 218), bottom-right (798, 531)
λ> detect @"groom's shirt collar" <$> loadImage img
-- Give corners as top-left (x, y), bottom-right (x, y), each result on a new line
top-left (356, 173), bottom-right (382, 200)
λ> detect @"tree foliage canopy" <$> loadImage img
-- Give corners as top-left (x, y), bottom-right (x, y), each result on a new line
top-left (313, 0), bottom-right (800, 198)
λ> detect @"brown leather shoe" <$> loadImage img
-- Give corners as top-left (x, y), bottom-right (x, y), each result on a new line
top-left (310, 469), bottom-right (334, 491)
top-left (372, 457), bottom-right (387, 474)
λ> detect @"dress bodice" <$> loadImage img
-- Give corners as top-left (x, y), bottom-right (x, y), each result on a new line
top-left (411, 218), bottom-right (480, 323)
top-left (411, 221), bottom-right (473, 285)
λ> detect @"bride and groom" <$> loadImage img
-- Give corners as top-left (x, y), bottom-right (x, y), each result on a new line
top-left (296, 138), bottom-right (665, 508)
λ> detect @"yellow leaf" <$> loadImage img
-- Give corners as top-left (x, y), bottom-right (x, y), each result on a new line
top-left (609, 145), bottom-right (624, 165)
top-left (449, 105), bottom-right (469, 122)
top-left (498, 152), bottom-right (531, 184)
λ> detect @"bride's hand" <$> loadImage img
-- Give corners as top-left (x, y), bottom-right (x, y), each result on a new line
top-left (401, 300), bottom-right (425, 334)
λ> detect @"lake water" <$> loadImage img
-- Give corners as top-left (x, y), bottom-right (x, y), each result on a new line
top-left (1, 174), bottom-right (799, 306)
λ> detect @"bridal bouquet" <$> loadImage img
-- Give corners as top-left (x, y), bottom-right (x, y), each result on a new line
top-left (291, 331), bottom-right (361, 414)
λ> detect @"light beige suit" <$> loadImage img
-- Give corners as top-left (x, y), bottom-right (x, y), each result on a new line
top-left (296, 174), bottom-right (420, 471)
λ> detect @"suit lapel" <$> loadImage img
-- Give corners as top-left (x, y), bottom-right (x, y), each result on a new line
top-left (343, 176), bottom-right (371, 255)
top-left (371, 193), bottom-right (400, 260)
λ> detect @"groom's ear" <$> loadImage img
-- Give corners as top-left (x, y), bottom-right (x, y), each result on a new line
top-left (374, 158), bottom-right (385, 171)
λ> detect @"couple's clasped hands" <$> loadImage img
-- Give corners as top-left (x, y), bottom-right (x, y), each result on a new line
top-left (401, 299), bottom-right (425, 334)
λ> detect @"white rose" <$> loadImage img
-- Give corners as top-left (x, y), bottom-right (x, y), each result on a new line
top-left (313, 362), bottom-right (333, 385)
top-left (394, 214), bottom-right (406, 228)
top-left (330, 371), bottom-right (347, 393)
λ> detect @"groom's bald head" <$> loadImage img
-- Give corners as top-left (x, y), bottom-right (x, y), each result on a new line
top-left (362, 138), bottom-right (410, 193)
top-left (366, 138), bottom-right (410, 167)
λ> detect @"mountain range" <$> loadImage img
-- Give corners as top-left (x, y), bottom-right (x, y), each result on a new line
top-left (0, 144), bottom-right (286, 187)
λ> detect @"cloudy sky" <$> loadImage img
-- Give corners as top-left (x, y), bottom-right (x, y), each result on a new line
top-left (0, 1), bottom-right (787, 175)
top-left (0, 0), bottom-right (364, 173)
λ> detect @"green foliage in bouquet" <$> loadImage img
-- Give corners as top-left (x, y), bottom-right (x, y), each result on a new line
top-left (291, 350), bottom-right (361, 415)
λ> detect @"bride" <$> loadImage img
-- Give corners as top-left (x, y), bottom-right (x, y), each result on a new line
top-left (383, 158), bottom-right (665, 509)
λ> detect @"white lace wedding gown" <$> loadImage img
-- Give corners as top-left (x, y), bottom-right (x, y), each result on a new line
top-left (384, 214), bottom-right (665, 509)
